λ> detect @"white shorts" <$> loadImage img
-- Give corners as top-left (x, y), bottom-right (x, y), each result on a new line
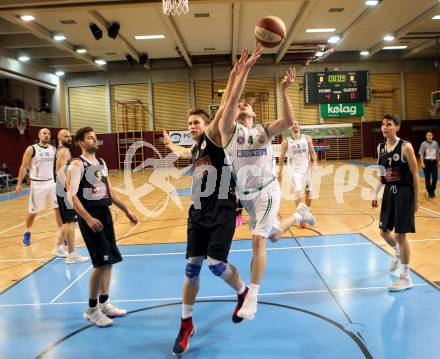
top-left (291, 168), bottom-right (312, 193)
top-left (28, 181), bottom-right (58, 214)
top-left (240, 181), bottom-right (280, 238)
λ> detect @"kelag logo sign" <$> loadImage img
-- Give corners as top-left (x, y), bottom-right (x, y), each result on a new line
top-left (320, 102), bottom-right (364, 118)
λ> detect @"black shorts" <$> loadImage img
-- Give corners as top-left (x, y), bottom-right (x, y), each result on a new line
top-left (186, 198), bottom-right (236, 262)
top-left (78, 206), bottom-right (122, 267)
top-left (56, 195), bottom-right (78, 224)
top-left (380, 185), bottom-right (415, 233)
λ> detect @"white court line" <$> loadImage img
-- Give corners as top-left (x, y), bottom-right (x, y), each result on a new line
top-left (49, 265), bottom-right (93, 303)
top-left (5, 238), bottom-right (440, 263)
top-left (0, 210), bottom-right (54, 235)
top-left (420, 206), bottom-right (440, 216)
top-left (0, 283), bottom-right (430, 308)
top-left (49, 218), bottom-right (142, 303)
top-left (121, 242), bottom-right (375, 258)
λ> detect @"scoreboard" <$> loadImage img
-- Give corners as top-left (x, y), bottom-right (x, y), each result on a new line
top-left (304, 71), bottom-right (369, 104)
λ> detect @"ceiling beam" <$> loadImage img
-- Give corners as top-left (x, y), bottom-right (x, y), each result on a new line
top-left (402, 39), bottom-right (437, 59)
top-left (231, 2), bottom-right (240, 65)
top-left (275, 0), bottom-right (315, 64)
top-left (158, 7), bottom-right (193, 67)
top-left (44, 57), bottom-right (89, 67)
top-left (2, 14), bottom-right (104, 70)
top-left (0, 34), bottom-right (52, 48)
top-left (13, 47), bottom-right (73, 59)
top-left (367, 2), bottom-right (440, 58)
top-left (88, 10), bottom-right (150, 70)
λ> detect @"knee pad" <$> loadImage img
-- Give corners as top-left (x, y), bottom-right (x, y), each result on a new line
top-left (208, 262), bottom-right (227, 277)
top-left (207, 257), bottom-right (233, 280)
top-left (185, 262), bottom-right (201, 279)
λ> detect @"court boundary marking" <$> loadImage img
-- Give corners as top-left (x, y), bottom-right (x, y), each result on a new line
top-left (358, 233), bottom-right (440, 291)
top-left (35, 300), bottom-right (374, 359)
top-left (0, 283), bottom-right (430, 309)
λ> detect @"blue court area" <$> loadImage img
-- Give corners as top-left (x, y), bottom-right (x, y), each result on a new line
top-left (1, 233), bottom-right (440, 358)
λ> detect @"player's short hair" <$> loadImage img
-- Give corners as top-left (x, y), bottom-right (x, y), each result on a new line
top-left (383, 114), bottom-right (401, 126)
top-left (426, 130), bottom-right (433, 135)
top-left (188, 109), bottom-right (211, 125)
top-left (75, 126), bottom-right (94, 142)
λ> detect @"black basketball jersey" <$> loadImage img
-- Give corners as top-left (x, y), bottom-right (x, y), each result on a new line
top-left (191, 132), bottom-right (235, 200)
top-left (378, 139), bottom-right (413, 186)
top-left (76, 156), bottom-right (112, 208)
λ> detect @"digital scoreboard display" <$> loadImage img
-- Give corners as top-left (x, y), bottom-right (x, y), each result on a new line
top-left (304, 71), bottom-right (369, 104)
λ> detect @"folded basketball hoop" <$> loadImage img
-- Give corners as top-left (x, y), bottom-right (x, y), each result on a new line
top-left (163, 0), bottom-right (189, 16)
top-left (16, 121), bottom-right (26, 135)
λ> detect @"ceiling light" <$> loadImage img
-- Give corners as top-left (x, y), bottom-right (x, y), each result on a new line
top-left (365, 0), bottom-right (379, 6)
top-left (95, 59), bottom-right (106, 65)
top-left (53, 34), bottom-right (66, 41)
top-left (315, 51), bottom-right (325, 57)
top-left (20, 15), bottom-right (35, 21)
top-left (55, 71), bottom-right (65, 76)
top-left (76, 48), bottom-right (87, 54)
top-left (383, 34), bottom-right (395, 41)
top-left (328, 35), bottom-right (341, 44)
top-left (382, 45), bottom-right (408, 50)
top-left (18, 56), bottom-right (30, 62)
top-left (134, 35), bottom-right (165, 40)
top-left (360, 50), bottom-right (370, 56)
top-left (432, 15), bottom-right (440, 20)
top-left (306, 28), bottom-right (336, 33)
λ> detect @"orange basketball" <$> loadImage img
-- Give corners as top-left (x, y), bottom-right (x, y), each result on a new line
top-left (254, 16), bottom-right (286, 48)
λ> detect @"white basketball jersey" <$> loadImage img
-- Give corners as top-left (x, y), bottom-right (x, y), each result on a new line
top-left (224, 123), bottom-right (275, 192)
top-left (287, 134), bottom-right (310, 172)
top-left (29, 144), bottom-right (55, 182)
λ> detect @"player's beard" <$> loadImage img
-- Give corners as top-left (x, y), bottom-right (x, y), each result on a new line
top-left (86, 145), bottom-right (98, 154)
top-left (63, 140), bottom-right (72, 148)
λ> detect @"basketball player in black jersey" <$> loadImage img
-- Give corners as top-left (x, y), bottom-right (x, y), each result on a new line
top-left (372, 114), bottom-right (419, 292)
top-left (67, 127), bottom-right (138, 327)
top-left (54, 129), bottom-right (88, 264)
top-left (164, 58), bottom-right (249, 355)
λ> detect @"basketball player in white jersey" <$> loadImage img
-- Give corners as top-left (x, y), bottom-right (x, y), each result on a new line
top-left (277, 120), bottom-right (317, 208)
top-left (16, 128), bottom-right (64, 250)
top-left (55, 129), bottom-right (88, 263)
top-left (219, 45), bottom-right (315, 320)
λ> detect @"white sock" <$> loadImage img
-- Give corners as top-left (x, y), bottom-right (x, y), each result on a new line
top-left (182, 304), bottom-right (194, 319)
top-left (392, 244), bottom-right (400, 259)
top-left (237, 284), bottom-right (246, 295)
top-left (401, 264), bottom-right (410, 278)
top-left (248, 283), bottom-right (260, 296)
top-left (56, 244), bottom-right (64, 250)
top-left (25, 228), bottom-right (30, 233)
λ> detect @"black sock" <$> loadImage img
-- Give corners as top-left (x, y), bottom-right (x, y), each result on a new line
top-left (99, 294), bottom-right (109, 304)
top-left (89, 299), bottom-right (98, 308)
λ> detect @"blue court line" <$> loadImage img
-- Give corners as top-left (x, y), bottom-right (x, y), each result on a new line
top-left (345, 160), bottom-right (440, 179)
top-left (0, 189), bottom-right (29, 202)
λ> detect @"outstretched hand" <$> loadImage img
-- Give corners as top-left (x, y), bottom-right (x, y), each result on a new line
top-left (281, 67), bottom-right (296, 90)
top-left (244, 42), bottom-right (263, 68)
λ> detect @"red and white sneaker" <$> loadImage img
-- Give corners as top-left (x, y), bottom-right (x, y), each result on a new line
top-left (172, 317), bottom-right (196, 355)
top-left (232, 287), bottom-right (249, 323)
